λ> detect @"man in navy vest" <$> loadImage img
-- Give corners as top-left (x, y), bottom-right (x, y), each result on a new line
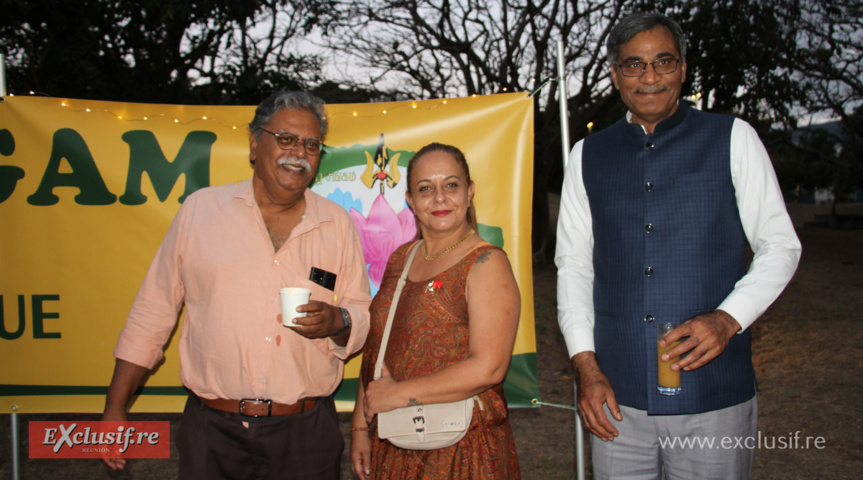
top-left (555, 12), bottom-right (801, 479)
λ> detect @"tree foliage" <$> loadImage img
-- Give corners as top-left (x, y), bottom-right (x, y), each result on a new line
top-left (2, 0), bottom-right (859, 251)
top-left (317, 0), bottom-right (639, 260)
top-left (644, 0), bottom-right (803, 125)
top-left (0, 0), bottom-right (325, 104)
top-left (792, 0), bottom-right (862, 189)
top-left (316, 0), bottom-right (823, 259)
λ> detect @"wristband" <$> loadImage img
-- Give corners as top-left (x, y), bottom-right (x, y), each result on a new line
top-left (332, 307), bottom-right (351, 337)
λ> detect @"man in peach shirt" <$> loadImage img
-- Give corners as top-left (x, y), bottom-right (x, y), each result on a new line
top-left (101, 90), bottom-right (371, 479)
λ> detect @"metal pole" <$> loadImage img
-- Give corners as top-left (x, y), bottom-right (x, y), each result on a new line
top-left (557, 39), bottom-right (586, 480)
top-left (573, 381), bottom-right (585, 480)
top-left (0, 53), bottom-right (7, 99)
top-left (11, 408), bottom-right (21, 480)
top-left (2, 54), bottom-right (16, 477)
top-left (556, 41), bottom-right (570, 169)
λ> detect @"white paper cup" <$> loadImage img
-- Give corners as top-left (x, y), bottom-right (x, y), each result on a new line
top-left (279, 287), bottom-right (311, 327)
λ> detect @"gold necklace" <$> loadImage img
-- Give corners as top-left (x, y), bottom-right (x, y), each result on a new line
top-left (421, 228), bottom-right (476, 261)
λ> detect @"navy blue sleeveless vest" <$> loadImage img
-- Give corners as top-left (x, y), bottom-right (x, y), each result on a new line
top-left (581, 101), bottom-right (756, 414)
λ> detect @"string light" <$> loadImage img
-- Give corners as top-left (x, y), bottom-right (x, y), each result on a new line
top-left (23, 97), bottom-right (251, 129)
top-left (18, 92), bottom-right (501, 127)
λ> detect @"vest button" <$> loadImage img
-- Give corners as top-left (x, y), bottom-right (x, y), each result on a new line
top-left (645, 143), bottom-right (655, 151)
top-left (645, 223), bottom-right (654, 233)
top-left (644, 181), bottom-right (654, 192)
top-left (644, 314), bottom-right (654, 323)
top-left (645, 266), bottom-right (654, 276)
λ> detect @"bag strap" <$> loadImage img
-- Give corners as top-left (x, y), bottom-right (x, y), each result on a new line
top-left (374, 241), bottom-right (421, 380)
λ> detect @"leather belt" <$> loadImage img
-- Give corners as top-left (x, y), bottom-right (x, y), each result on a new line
top-left (202, 397), bottom-right (317, 417)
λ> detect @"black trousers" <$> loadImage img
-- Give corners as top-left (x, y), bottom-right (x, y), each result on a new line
top-left (176, 395), bottom-right (343, 480)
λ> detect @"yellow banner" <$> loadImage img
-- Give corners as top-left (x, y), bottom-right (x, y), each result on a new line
top-left (0, 93), bottom-right (536, 413)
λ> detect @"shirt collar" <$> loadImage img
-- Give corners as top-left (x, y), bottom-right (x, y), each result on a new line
top-left (232, 178), bottom-right (334, 226)
top-left (233, 178), bottom-right (256, 206)
top-left (625, 99), bottom-right (690, 135)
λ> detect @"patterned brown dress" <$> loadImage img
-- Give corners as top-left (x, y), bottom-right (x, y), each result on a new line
top-left (360, 241), bottom-right (521, 479)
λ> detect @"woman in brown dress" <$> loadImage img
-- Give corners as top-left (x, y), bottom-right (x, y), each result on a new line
top-left (350, 143), bottom-right (521, 479)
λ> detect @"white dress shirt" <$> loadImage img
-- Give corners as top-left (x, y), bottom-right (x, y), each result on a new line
top-left (555, 117), bottom-right (802, 358)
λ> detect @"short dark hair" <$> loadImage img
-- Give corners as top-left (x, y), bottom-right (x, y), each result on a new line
top-left (248, 90), bottom-right (328, 140)
top-left (607, 13), bottom-right (687, 65)
top-left (406, 143), bottom-right (478, 236)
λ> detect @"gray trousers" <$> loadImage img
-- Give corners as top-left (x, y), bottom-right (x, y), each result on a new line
top-left (590, 396), bottom-right (757, 480)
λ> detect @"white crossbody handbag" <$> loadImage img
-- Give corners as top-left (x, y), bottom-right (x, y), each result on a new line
top-left (374, 242), bottom-right (480, 450)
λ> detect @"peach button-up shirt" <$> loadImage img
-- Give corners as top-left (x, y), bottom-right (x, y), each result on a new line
top-left (114, 179), bottom-right (371, 404)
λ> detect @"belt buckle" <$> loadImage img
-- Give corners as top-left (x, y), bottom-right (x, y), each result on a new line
top-left (239, 398), bottom-right (271, 417)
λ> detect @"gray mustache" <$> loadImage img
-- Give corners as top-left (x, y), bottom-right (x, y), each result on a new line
top-left (277, 157), bottom-right (311, 170)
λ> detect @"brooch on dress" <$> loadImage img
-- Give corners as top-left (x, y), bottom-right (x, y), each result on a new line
top-left (425, 279), bottom-right (443, 293)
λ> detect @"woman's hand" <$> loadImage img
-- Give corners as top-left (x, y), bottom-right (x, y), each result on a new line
top-left (361, 247), bottom-right (521, 418)
top-left (350, 429), bottom-right (373, 480)
top-left (350, 380), bottom-right (373, 479)
top-left (363, 365), bottom-right (404, 424)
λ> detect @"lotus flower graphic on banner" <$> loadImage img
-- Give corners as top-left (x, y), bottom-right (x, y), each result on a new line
top-left (350, 194), bottom-right (416, 287)
top-left (311, 133), bottom-right (416, 295)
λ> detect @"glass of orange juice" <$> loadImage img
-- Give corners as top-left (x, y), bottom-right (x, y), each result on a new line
top-left (657, 322), bottom-right (681, 396)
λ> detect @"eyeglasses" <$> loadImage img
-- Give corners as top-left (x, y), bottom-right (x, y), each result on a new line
top-left (259, 128), bottom-right (322, 156)
top-left (615, 57), bottom-right (680, 77)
